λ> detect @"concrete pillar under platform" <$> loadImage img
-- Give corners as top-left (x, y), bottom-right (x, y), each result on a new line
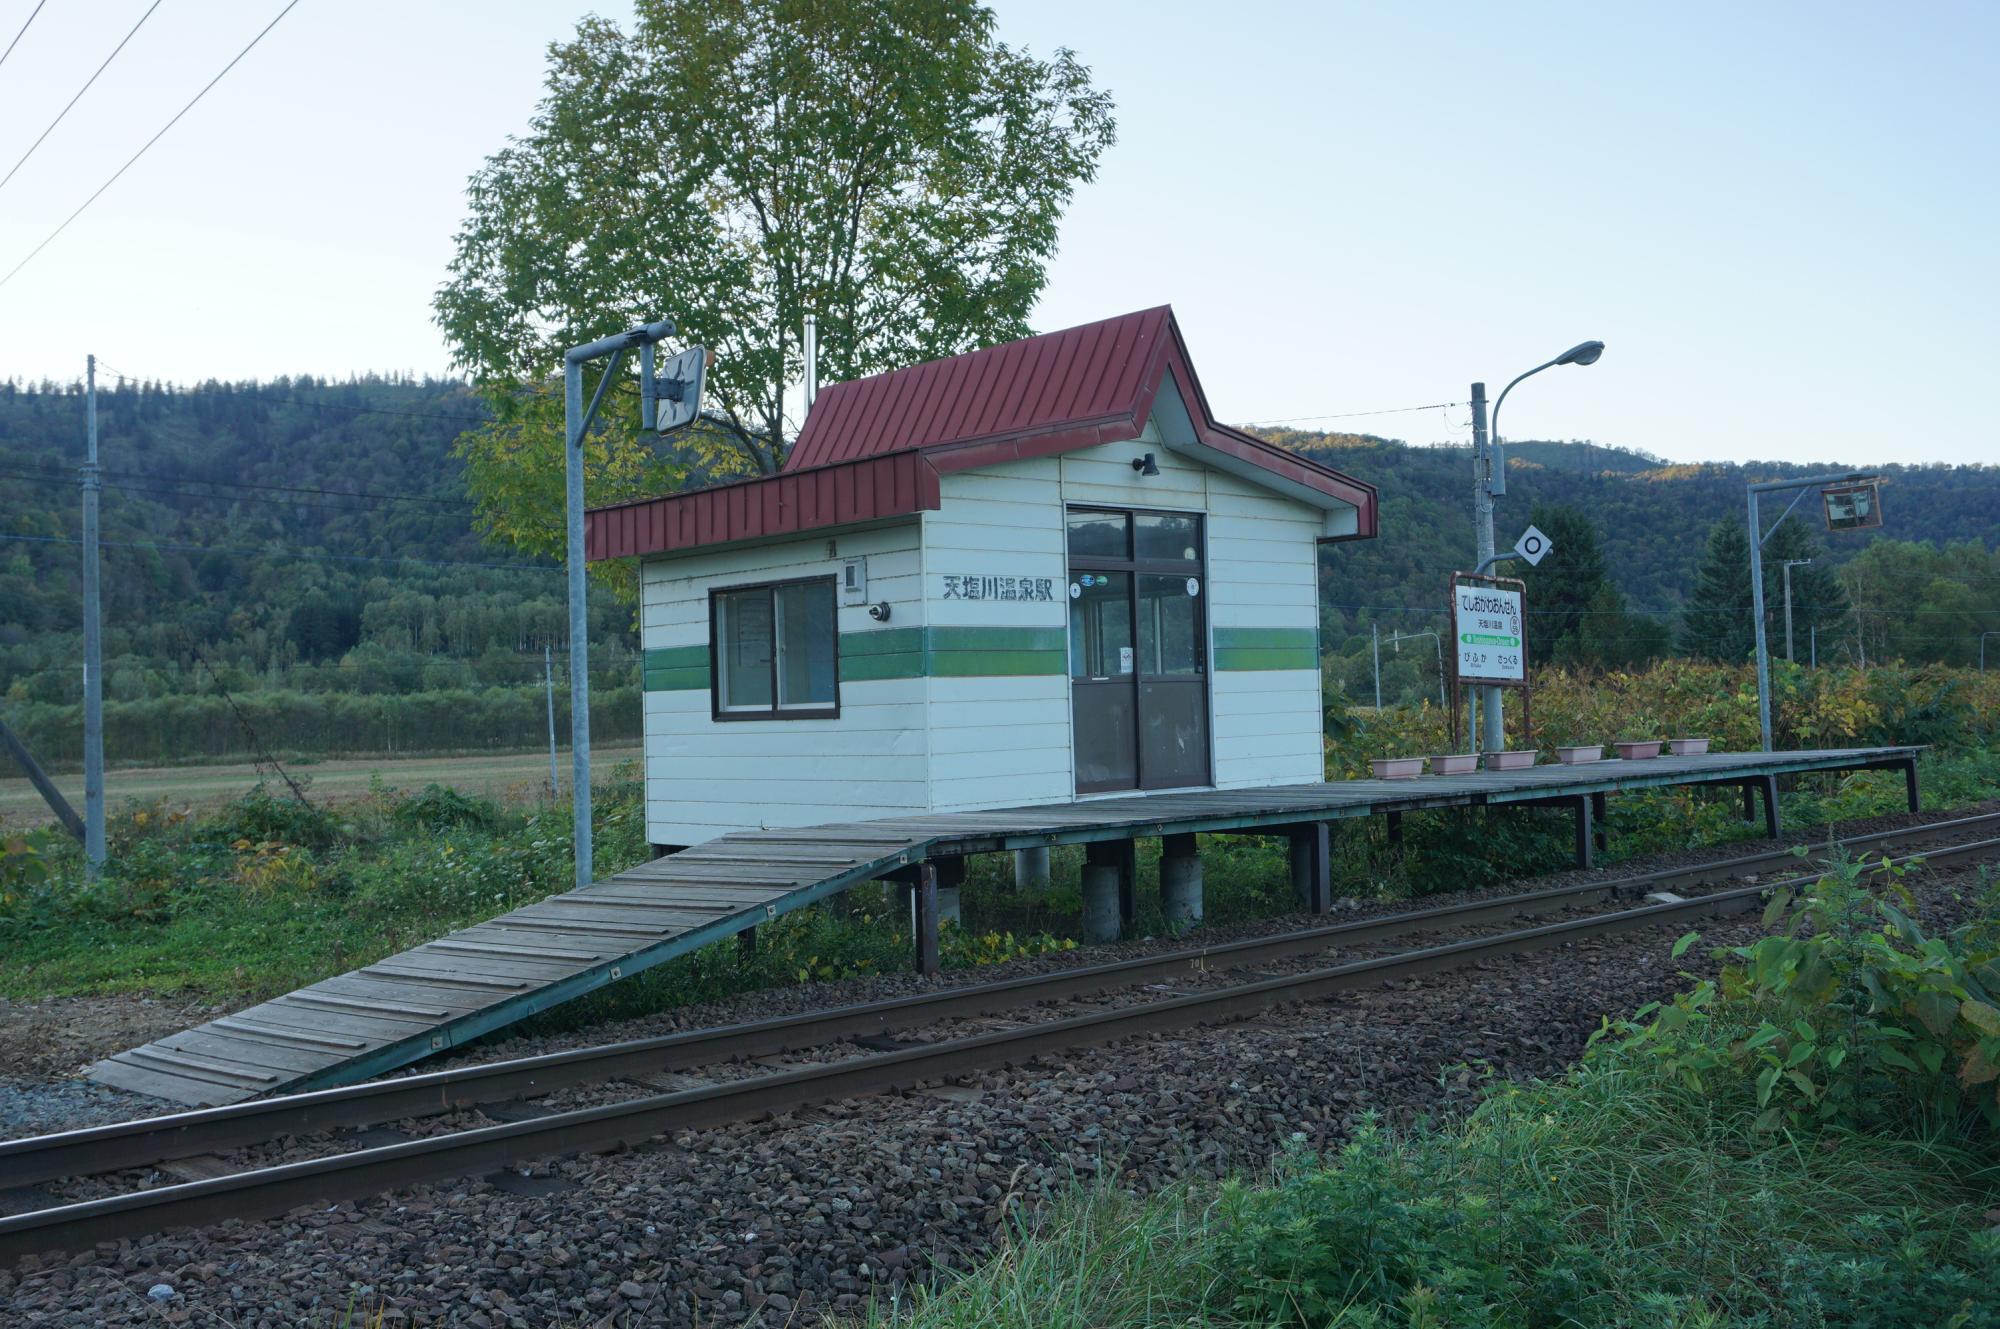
top-left (1572, 796), bottom-right (1595, 869)
top-left (1082, 841), bottom-right (1125, 943)
top-left (1160, 833), bottom-right (1202, 928)
top-left (915, 862), bottom-right (941, 977)
top-left (1902, 757), bottom-right (1921, 814)
top-left (1287, 823), bottom-right (1332, 913)
top-left (1014, 846), bottom-right (1052, 892)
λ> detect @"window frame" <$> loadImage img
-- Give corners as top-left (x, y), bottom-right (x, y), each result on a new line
top-left (707, 574), bottom-right (841, 722)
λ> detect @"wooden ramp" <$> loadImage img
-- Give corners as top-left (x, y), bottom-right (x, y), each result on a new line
top-left (87, 746), bottom-right (1919, 1106)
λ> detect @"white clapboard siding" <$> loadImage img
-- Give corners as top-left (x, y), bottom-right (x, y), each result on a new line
top-left (639, 523), bottom-right (929, 845)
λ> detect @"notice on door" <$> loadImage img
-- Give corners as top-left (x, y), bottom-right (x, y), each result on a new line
top-left (1454, 585), bottom-right (1525, 683)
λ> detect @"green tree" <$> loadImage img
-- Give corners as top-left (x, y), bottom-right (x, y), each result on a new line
top-left (1519, 502), bottom-right (1611, 665)
top-left (1681, 519), bottom-right (1753, 662)
top-left (433, 0), bottom-right (1118, 569)
top-left (1762, 516), bottom-right (1849, 662)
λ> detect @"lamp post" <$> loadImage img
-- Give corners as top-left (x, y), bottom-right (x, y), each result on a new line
top-left (1781, 559), bottom-right (1812, 662)
top-left (1469, 339), bottom-right (1603, 752)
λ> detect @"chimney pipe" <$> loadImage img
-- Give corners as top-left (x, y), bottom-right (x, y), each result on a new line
top-left (802, 313), bottom-right (818, 414)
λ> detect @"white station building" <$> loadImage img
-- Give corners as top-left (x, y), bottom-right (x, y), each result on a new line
top-left (585, 306), bottom-right (1379, 851)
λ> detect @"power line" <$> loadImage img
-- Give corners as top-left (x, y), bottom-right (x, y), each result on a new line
top-left (0, 0), bottom-right (49, 74)
top-left (0, 0), bottom-right (303, 291)
top-left (1242, 401), bottom-right (1467, 427)
top-left (0, 0), bottom-right (164, 196)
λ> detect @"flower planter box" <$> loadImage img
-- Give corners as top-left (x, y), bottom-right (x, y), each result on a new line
top-left (1615, 740), bottom-right (1663, 760)
top-left (1370, 757), bottom-right (1424, 780)
top-left (1668, 737), bottom-right (1711, 756)
top-left (1556, 745), bottom-right (1603, 765)
top-left (1482, 750), bottom-right (1537, 771)
top-left (1429, 753), bottom-right (1480, 776)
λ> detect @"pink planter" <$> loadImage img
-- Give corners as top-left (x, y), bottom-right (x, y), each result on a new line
top-left (1430, 753), bottom-right (1479, 775)
top-left (1370, 757), bottom-right (1424, 780)
top-left (1615, 740), bottom-right (1663, 760)
top-left (1668, 737), bottom-right (1711, 756)
top-left (1483, 750), bottom-right (1537, 771)
top-left (1557, 745), bottom-right (1602, 765)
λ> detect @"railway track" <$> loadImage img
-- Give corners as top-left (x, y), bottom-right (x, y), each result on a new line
top-left (4, 812), bottom-right (1997, 1263)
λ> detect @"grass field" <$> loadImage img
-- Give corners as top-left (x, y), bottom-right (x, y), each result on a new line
top-left (0, 746), bottom-right (644, 827)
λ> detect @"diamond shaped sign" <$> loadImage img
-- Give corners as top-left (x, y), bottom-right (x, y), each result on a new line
top-left (1513, 524), bottom-right (1554, 567)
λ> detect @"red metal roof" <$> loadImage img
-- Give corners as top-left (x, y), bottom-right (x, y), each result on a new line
top-left (784, 306), bottom-right (1172, 472)
top-left (585, 451), bottom-right (942, 562)
top-left (587, 305), bottom-right (1376, 561)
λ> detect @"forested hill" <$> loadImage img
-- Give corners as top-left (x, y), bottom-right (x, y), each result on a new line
top-left (1261, 427), bottom-right (2000, 648)
top-left (0, 377), bottom-right (634, 711)
top-left (3, 377), bottom-right (1996, 714)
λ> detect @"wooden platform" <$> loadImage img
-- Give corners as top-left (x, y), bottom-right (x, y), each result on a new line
top-left (86, 746), bottom-right (1919, 1106)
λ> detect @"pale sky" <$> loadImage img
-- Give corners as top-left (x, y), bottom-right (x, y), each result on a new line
top-left (0, 1), bottom-right (1993, 465)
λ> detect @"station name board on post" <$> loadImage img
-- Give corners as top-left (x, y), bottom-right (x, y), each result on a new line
top-left (1454, 583), bottom-right (1526, 683)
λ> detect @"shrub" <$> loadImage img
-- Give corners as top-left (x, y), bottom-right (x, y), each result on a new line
top-left (391, 782), bottom-right (501, 833)
top-left (1597, 856), bottom-right (2000, 1136)
top-left (210, 782), bottom-right (343, 853)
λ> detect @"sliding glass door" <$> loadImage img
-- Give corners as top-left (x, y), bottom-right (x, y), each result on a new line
top-left (1067, 508), bottom-right (1210, 793)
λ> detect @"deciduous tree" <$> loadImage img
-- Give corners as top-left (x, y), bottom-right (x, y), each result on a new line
top-left (435, 0), bottom-right (1117, 578)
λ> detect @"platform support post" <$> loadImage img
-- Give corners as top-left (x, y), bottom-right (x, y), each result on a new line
top-left (1760, 775), bottom-right (1781, 839)
top-left (1288, 823), bottom-right (1332, 913)
top-left (738, 926), bottom-right (758, 960)
top-left (1082, 841), bottom-right (1124, 943)
top-left (1572, 796), bottom-right (1594, 868)
top-left (915, 861), bottom-right (941, 977)
top-left (1116, 839), bottom-right (1138, 925)
top-left (1384, 811), bottom-right (1403, 846)
top-left (1160, 833), bottom-right (1202, 929)
top-left (1903, 758), bottom-right (1921, 814)
top-left (1013, 845), bottom-right (1052, 892)
top-left (1740, 782), bottom-right (1758, 825)
top-left (1590, 792), bottom-right (1609, 853)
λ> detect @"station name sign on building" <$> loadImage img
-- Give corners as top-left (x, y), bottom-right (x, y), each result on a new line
top-left (940, 574), bottom-right (1057, 602)
top-left (1454, 584), bottom-right (1526, 683)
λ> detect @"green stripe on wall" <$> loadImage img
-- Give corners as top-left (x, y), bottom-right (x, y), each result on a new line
top-left (644, 626), bottom-right (1067, 691)
top-left (642, 644), bottom-right (708, 672)
top-left (1212, 626), bottom-right (1317, 672)
top-left (645, 623), bottom-right (1319, 689)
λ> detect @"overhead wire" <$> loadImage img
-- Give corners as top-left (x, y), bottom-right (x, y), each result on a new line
top-left (0, 0), bottom-right (164, 196)
top-left (0, 0), bottom-right (49, 74)
top-left (0, 0), bottom-right (303, 291)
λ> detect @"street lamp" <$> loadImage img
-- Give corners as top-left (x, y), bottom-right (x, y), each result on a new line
top-left (1469, 339), bottom-right (1604, 752)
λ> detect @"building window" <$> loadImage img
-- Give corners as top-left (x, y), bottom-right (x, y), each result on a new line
top-left (710, 577), bottom-right (839, 719)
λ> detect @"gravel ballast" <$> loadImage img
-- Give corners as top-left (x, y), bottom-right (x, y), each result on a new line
top-left (1, 809), bottom-right (1995, 1326)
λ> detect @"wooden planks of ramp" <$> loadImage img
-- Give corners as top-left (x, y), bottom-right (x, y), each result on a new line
top-left (86, 829), bottom-right (930, 1106)
top-left (86, 746), bottom-right (1920, 1106)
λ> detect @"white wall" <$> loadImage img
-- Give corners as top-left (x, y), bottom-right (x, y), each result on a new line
top-left (638, 521), bottom-right (926, 846)
top-left (923, 459), bottom-right (1072, 812)
top-left (1203, 466), bottom-right (1326, 787)
top-left (918, 426), bottom-right (1327, 812)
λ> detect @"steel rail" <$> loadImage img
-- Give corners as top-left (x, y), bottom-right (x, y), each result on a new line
top-left (2, 811), bottom-right (1993, 1194)
top-left (4, 833), bottom-right (1996, 1264)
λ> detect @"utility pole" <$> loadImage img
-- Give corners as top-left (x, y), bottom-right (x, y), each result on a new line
top-left (81, 354), bottom-right (105, 878)
top-left (544, 644), bottom-right (559, 801)
top-left (1370, 623), bottom-right (1381, 709)
top-left (1781, 558), bottom-right (1811, 663)
top-left (1468, 381), bottom-right (1496, 752)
